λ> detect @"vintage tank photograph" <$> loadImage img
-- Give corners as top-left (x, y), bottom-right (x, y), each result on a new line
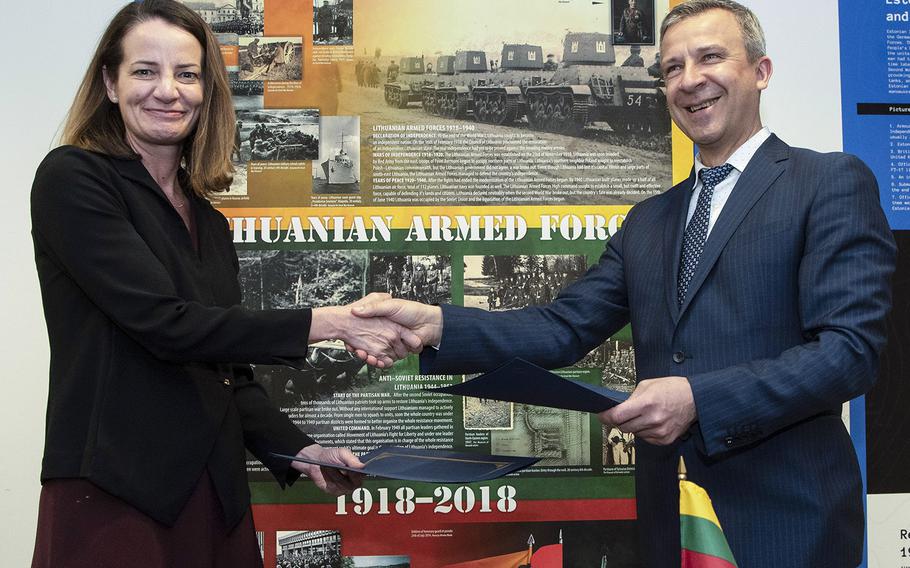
top-left (342, 0), bottom-right (672, 207)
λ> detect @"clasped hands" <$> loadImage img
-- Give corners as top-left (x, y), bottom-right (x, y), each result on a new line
top-left (317, 294), bottom-right (697, 446)
top-left (310, 293), bottom-right (442, 368)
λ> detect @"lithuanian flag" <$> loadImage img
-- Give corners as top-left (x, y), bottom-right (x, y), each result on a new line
top-left (679, 458), bottom-right (738, 568)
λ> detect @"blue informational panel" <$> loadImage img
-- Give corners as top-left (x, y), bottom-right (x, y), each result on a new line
top-left (840, 0), bottom-right (910, 229)
top-left (840, 4), bottom-right (910, 568)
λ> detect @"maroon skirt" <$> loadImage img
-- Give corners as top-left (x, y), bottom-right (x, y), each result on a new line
top-left (32, 472), bottom-right (262, 568)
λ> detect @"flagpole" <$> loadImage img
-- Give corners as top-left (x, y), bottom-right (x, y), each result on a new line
top-left (678, 456), bottom-right (687, 481)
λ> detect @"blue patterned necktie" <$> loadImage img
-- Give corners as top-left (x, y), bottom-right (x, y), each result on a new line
top-left (677, 163), bottom-right (735, 306)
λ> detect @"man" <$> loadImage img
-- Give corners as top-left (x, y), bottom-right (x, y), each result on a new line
top-left (387, 60), bottom-right (399, 82)
top-left (647, 51), bottom-right (662, 78)
top-left (317, 1), bottom-right (334, 42)
top-left (247, 37), bottom-right (261, 66)
top-left (354, 1), bottom-right (895, 566)
top-left (621, 45), bottom-right (645, 67)
top-left (232, 120), bottom-right (243, 162)
top-left (335, 12), bottom-right (348, 40)
top-left (238, 0), bottom-right (251, 20)
top-left (411, 263), bottom-right (427, 303)
top-left (426, 262), bottom-right (440, 303)
top-left (618, 0), bottom-right (646, 43)
top-left (543, 53), bottom-right (558, 71)
top-left (385, 261), bottom-right (399, 296)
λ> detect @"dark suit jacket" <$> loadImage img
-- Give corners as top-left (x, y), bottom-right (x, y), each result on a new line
top-left (31, 146), bottom-right (316, 527)
top-left (422, 136), bottom-right (896, 567)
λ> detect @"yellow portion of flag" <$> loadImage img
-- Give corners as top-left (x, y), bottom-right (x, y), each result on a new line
top-left (679, 479), bottom-right (722, 528)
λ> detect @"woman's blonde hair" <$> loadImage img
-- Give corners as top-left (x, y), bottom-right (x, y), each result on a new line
top-left (62, 0), bottom-right (235, 196)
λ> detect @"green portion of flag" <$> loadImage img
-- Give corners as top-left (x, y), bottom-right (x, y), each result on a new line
top-left (680, 514), bottom-right (737, 566)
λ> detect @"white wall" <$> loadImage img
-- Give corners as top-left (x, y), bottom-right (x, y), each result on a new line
top-left (0, 1), bottom-right (125, 566)
top-left (0, 1), bottom-right (842, 565)
top-left (755, 2), bottom-right (843, 153)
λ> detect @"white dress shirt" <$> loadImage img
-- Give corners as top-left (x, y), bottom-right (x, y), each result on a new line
top-left (686, 127), bottom-right (772, 236)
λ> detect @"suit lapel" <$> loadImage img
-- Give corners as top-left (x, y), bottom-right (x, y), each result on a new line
top-left (664, 169), bottom-right (696, 321)
top-left (674, 135), bottom-right (790, 322)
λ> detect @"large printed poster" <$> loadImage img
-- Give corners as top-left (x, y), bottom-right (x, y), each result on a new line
top-left (839, 2), bottom-right (910, 567)
top-left (185, 0), bottom-right (673, 565)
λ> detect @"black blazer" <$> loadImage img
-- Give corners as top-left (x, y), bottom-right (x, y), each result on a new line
top-left (31, 146), bottom-right (316, 527)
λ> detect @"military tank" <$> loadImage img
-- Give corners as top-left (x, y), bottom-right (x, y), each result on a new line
top-left (385, 32), bottom-right (670, 150)
top-left (524, 32), bottom-right (669, 144)
top-left (420, 51), bottom-right (487, 118)
top-left (419, 44), bottom-right (548, 124)
top-left (384, 56), bottom-right (428, 108)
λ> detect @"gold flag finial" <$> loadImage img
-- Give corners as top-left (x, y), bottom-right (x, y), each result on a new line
top-left (678, 456), bottom-right (687, 480)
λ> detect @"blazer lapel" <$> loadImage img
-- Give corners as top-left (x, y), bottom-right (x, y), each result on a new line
top-left (109, 155), bottom-right (202, 255)
top-left (665, 169), bottom-right (696, 321)
top-left (110, 156), bottom-right (176, 207)
top-left (675, 135), bottom-right (790, 320)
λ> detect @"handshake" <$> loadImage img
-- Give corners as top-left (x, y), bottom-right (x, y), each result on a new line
top-left (309, 293), bottom-right (443, 368)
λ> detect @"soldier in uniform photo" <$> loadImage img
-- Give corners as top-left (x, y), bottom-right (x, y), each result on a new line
top-left (543, 53), bottom-right (558, 71)
top-left (618, 0), bottom-right (647, 44)
top-left (317, 1), bottom-right (334, 42)
top-left (622, 45), bottom-right (645, 67)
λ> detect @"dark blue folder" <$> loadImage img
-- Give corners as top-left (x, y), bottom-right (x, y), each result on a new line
top-left (427, 357), bottom-right (630, 413)
top-left (271, 446), bottom-right (539, 483)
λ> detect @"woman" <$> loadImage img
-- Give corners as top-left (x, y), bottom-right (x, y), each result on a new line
top-left (30, 1), bottom-right (416, 566)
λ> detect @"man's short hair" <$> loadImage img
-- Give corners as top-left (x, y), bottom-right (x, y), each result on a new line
top-left (660, 0), bottom-right (766, 62)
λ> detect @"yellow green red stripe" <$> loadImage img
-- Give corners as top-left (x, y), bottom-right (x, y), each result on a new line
top-left (680, 480), bottom-right (738, 567)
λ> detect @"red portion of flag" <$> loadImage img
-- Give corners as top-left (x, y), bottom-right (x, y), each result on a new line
top-left (681, 549), bottom-right (737, 568)
top-left (530, 543), bottom-right (563, 568)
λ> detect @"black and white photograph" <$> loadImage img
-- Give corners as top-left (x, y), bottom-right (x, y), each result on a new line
top-left (277, 530), bottom-right (343, 568)
top-left (575, 338), bottom-right (637, 392)
top-left (348, 0), bottom-right (671, 208)
top-left (354, 58), bottom-right (383, 88)
top-left (233, 108), bottom-right (320, 164)
top-left (226, 77), bottom-right (265, 198)
top-left (367, 253), bottom-right (452, 305)
top-left (462, 255), bottom-right (587, 311)
top-left (462, 374), bottom-right (513, 430)
top-left (254, 340), bottom-right (372, 406)
top-left (230, 71), bottom-right (265, 99)
top-left (612, 0), bottom-right (655, 45)
top-left (600, 338), bottom-right (637, 467)
top-left (237, 249), bottom-right (366, 311)
top-left (239, 36), bottom-right (303, 80)
top-left (314, 116), bottom-right (360, 194)
top-left (491, 403), bottom-right (591, 467)
top-left (237, 250), bottom-right (371, 405)
top-left (345, 556), bottom-right (410, 568)
top-left (313, 0), bottom-right (354, 45)
top-left (179, 0), bottom-right (264, 37)
top-left (601, 339), bottom-right (636, 392)
top-left (603, 426), bottom-right (636, 468)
